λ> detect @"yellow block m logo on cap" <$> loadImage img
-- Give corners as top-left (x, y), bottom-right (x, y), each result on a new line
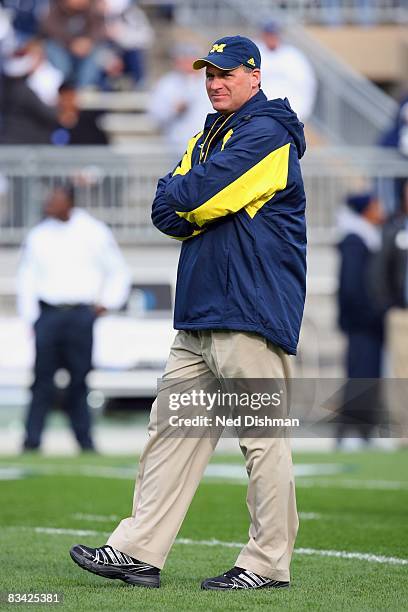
top-left (210, 43), bottom-right (226, 53)
top-left (247, 57), bottom-right (255, 66)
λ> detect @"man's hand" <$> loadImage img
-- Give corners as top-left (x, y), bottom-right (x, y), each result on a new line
top-left (70, 37), bottom-right (93, 57)
top-left (93, 305), bottom-right (107, 317)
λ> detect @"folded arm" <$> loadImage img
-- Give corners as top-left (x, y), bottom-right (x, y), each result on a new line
top-left (151, 172), bottom-right (204, 241)
top-left (164, 125), bottom-right (291, 227)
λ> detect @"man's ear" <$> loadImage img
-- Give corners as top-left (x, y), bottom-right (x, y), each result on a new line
top-left (251, 69), bottom-right (261, 89)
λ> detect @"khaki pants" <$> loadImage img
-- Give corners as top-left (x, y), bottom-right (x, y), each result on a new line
top-left (107, 330), bottom-right (298, 582)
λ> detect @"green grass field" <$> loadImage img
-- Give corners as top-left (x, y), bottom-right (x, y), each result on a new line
top-left (1, 450), bottom-right (407, 611)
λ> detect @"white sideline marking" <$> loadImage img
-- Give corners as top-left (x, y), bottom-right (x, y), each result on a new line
top-left (206, 463), bottom-right (345, 479)
top-left (296, 478), bottom-right (408, 491)
top-left (295, 547), bottom-right (408, 566)
top-left (299, 512), bottom-right (321, 520)
top-left (0, 462), bottom-right (344, 481)
top-left (1, 463), bottom-right (407, 490)
top-left (0, 467), bottom-right (25, 480)
top-left (72, 513), bottom-right (120, 522)
top-left (176, 539), bottom-right (408, 566)
top-left (7, 527), bottom-right (406, 567)
top-left (0, 464), bottom-right (137, 480)
top-left (35, 527), bottom-right (109, 537)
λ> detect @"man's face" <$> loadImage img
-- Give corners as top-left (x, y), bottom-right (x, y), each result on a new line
top-left (44, 188), bottom-right (73, 221)
top-left (175, 55), bottom-right (196, 74)
top-left (364, 199), bottom-right (385, 226)
top-left (262, 32), bottom-right (280, 51)
top-left (205, 65), bottom-right (261, 114)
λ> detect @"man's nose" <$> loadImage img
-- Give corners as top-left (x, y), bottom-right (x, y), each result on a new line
top-left (209, 77), bottom-right (223, 90)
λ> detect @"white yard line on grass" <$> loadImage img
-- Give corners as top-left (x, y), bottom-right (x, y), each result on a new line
top-left (176, 538), bottom-right (408, 567)
top-left (35, 527), bottom-right (110, 537)
top-left (57, 530), bottom-right (408, 566)
top-left (1, 463), bottom-right (408, 490)
top-left (299, 512), bottom-right (321, 519)
top-left (296, 478), bottom-right (408, 490)
top-left (72, 513), bottom-right (120, 522)
top-left (5, 527), bottom-right (407, 567)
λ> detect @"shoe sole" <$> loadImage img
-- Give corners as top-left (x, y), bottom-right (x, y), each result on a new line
top-left (69, 547), bottom-right (160, 588)
top-left (201, 581), bottom-right (290, 591)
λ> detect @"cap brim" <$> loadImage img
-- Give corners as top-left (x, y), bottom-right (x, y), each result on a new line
top-left (192, 57), bottom-right (241, 70)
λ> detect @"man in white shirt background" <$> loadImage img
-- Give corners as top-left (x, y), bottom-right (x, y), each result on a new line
top-left (256, 21), bottom-right (317, 123)
top-left (17, 183), bottom-right (131, 452)
top-left (149, 42), bottom-right (213, 159)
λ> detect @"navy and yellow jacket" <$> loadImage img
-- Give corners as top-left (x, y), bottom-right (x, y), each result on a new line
top-left (151, 90), bottom-right (307, 355)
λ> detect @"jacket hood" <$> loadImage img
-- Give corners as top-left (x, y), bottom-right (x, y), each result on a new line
top-left (249, 92), bottom-right (306, 159)
top-left (205, 90), bottom-right (306, 159)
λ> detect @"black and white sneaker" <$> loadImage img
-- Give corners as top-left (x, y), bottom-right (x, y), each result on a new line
top-left (201, 566), bottom-right (289, 590)
top-left (69, 544), bottom-right (160, 588)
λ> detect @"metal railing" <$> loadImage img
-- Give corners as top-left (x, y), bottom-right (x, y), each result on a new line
top-left (0, 145), bottom-right (406, 246)
top-left (173, 0), bottom-right (408, 26)
top-left (284, 24), bottom-right (398, 145)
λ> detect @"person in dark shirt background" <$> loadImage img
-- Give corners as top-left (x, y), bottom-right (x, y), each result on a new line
top-left (0, 46), bottom-right (57, 144)
top-left (372, 179), bottom-right (408, 445)
top-left (51, 81), bottom-right (108, 145)
top-left (336, 192), bottom-right (386, 446)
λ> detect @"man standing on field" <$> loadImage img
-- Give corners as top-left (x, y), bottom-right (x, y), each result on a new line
top-left (70, 35), bottom-right (307, 591)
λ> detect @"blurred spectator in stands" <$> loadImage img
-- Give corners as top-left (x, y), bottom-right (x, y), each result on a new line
top-left (51, 81), bottom-right (108, 144)
top-left (0, 4), bottom-right (14, 70)
top-left (381, 94), bottom-right (408, 156)
top-left (2, 0), bottom-right (49, 45)
top-left (152, 2), bottom-right (175, 21)
top-left (320, 0), bottom-right (376, 27)
top-left (0, 43), bottom-right (57, 143)
top-left (100, 0), bottom-right (153, 89)
top-left (41, 0), bottom-right (106, 88)
top-left (372, 180), bottom-right (408, 444)
top-left (17, 182), bottom-right (131, 452)
top-left (336, 192), bottom-right (386, 446)
top-left (256, 20), bottom-right (317, 122)
top-left (149, 42), bottom-right (213, 159)
top-left (379, 93), bottom-right (408, 214)
top-left (25, 38), bottom-right (64, 106)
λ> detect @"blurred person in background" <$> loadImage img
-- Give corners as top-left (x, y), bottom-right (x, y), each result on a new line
top-left (0, 3), bottom-right (14, 74)
top-left (379, 93), bottom-right (408, 214)
top-left (0, 42), bottom-right (57, 143)
top-left (381, 95), bottom-right (408, 157)
top-left (100, 0), bottom-right (153, 89)
top-left (372, 179), bottom-right (408, 445)
top-left (51, 80), bottom-right (108, 144)
top-left (17, 183), bottom-right (131, 452)
top-left (149, 42), bottom-right (213, 159)
top-left (256, 20), bottom-right (317, 122)
top-left (2, 0), bottom-right (49, 45)
top-left (25, 38), bottom-right (64, 106)
top-left (336, 192), bottom-right (386, 446)
top-left (320, 0), bottom-right (376, 27)
top-left (41, 0), bottom-right (106, 88)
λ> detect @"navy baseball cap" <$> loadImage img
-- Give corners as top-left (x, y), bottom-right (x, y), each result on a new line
top-left (261, 20), bottom-right (282, 34)
top-left (193, 35), bottom-right (261, 71)
top-left (346, 192), bottom-right (373, 214)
